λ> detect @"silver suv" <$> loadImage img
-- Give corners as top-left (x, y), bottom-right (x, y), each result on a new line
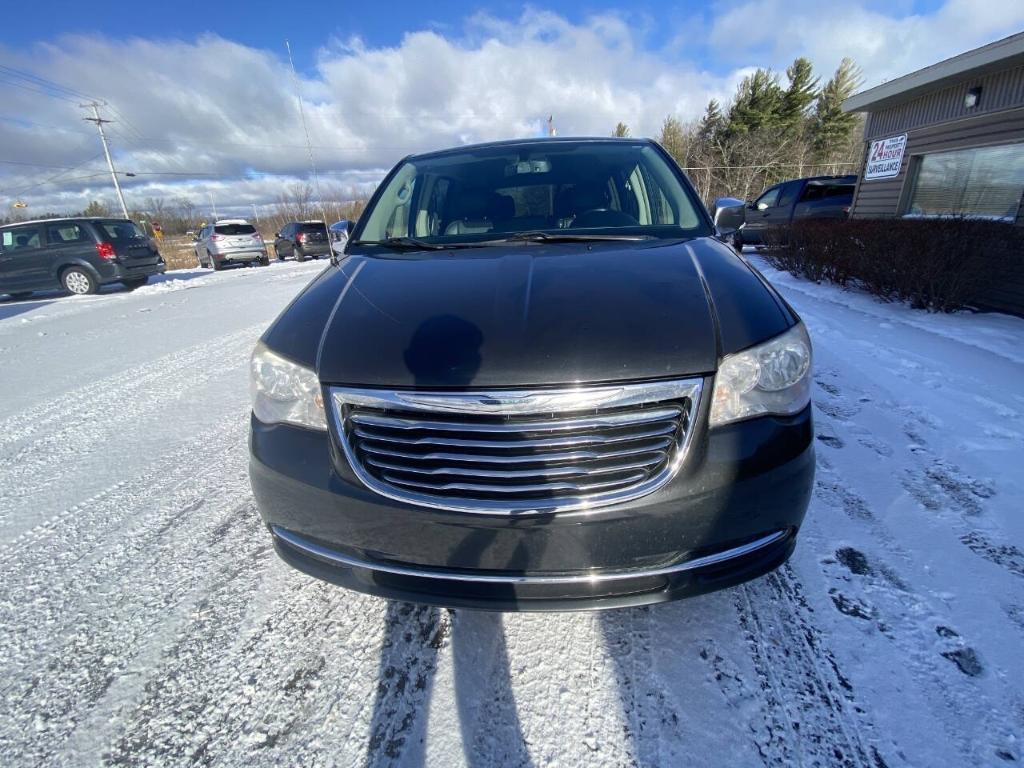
top-left (194, 220), bottom-right (269, 270)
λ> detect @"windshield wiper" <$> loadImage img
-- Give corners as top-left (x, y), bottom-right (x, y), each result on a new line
top-left (350, 237), bottom-right (493, 251)
top-left (486, 231), bottom-right (654, 244)
top-left (349, 237), bottom-right (451, 251)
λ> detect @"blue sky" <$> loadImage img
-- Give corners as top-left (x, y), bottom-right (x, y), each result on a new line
top-left (12, 0), bottom-right (950, 74)
top-left (1, 0), bottom-right (1020, 214)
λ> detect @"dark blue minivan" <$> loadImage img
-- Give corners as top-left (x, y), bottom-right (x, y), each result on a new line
top-left (0, 217), bottom-right (165, 298)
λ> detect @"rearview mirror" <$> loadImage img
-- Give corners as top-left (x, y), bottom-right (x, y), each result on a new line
top-left (505, 158), bottom-right (551, 176)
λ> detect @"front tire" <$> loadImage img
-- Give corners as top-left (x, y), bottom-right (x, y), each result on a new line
top-left (62, 267), bottom-right (97, 296)
top-left (122, 277), bottom-right (148, 290)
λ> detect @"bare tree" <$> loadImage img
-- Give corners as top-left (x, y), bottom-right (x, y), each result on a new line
top-left (271, 182), bottom-right (315, 231)
top-left (145, 197), bottom-right (168, 221)
top-left (174, 197), bottom-right (196, 228)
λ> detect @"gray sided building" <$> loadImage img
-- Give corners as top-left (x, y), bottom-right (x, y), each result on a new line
top-left (843, 32), bottom-right (1024, 313)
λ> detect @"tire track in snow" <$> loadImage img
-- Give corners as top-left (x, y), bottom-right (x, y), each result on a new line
top-left (808, 366), bottom-right (1022, 764)
top-left (0, 329), bottom-right (256, 511)
top-left (599, 605), bottom-right (678, 767)
top-left (0, 327), bottom-right (253, 452)
top-left (738, 568), bottom-right (882, 768)
top-left (0, 414), bottom-right (252, 764)
top-left (100, 565), bottom-right (362, 765)
top-left (818, 544), bottom-right (1021, 763)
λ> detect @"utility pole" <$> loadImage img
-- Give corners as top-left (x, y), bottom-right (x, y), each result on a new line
top-left (81, 101), bottom-right (130, 219)
top-left (209, 192), bottom-right (219, 221)
top-left (285, 39), bottom-right (334, 260)
top-left (251, 203), bottom-right (261, 225)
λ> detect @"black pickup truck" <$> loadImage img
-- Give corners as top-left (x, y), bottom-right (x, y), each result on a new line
top-left (717, 175), bottom-right (857, 250)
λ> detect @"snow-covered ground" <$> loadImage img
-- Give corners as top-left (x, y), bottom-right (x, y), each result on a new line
top-left (0, 254), bottom-right (1022, 767)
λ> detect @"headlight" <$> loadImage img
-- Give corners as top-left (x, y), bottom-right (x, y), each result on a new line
top-left (250, 341), bottom-right (327, 430)
top-left (709, 323), bottom-right (812, 427)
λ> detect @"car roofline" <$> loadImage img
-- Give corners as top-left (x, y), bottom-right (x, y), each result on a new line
top-left (0, 216), bottom-right (133, 229)
top-left (406, 136), bottom-right (656, 162)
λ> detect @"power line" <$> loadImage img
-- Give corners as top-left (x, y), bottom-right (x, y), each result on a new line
top-left (0, 114), bottom-right (96, 136)
top-left (1, 167), bottom-right (220, 198)
top-left (103, 102), bottom-right (148, 143)
top-left (0, 76), bottom-right (81, 103)
top-left (285, 38), bottom-right (332, 250)
top-left (0, 64), bottom-right (98, 102)
top-left (680, 162), bottom-right (858, 170)
top-left (2, 152), bottom-right (107, 195)
top-left (0, 159), bottom-right (95, 169)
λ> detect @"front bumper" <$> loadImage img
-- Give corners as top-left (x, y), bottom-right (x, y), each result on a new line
top-left (249, 405), bottom-right (814, 610)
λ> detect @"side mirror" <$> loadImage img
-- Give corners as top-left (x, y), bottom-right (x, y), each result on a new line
top-left (712, 197), bottom-right (746, 234)
top-left (274, 232), bottom-right (280, 238)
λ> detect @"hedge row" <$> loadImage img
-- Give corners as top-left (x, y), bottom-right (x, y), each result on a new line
top-left (761, 218), bottom-right (1024, 313)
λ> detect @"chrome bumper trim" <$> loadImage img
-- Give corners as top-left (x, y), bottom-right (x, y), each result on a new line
top-left (272, 526), bottom-right (788, 585)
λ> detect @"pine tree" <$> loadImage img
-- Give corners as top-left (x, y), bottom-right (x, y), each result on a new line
top-left (612, 122), bottom-right (631, 138)
top-left (698, 100), bottom-right (726, 143)
top-left (727, 69), bottom-right (783, 135)
top-left (658, 116), bottom-right (686, 163)
top-left (811, 57), bottom-right (863, 163)
top-left (779, 57), bottom-right (818, 134)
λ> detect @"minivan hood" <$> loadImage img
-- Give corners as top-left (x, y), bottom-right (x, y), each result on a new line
top-left (315, 239), bottom-right (720, 388)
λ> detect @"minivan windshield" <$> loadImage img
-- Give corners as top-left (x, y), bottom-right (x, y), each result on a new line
top-left (354, 141), bottom-right (710, 247)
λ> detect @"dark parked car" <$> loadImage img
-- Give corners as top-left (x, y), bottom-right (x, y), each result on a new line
top-left (273, 221), bottom-right (330, 261)
top-left (730, 175), bottom-right (857, 249)
top-left (329, 219), bottom-right (353, 257)
top-left (0, 217), bottom-right (165, 298)
top-left (250, 137), bottom-right (814, 611)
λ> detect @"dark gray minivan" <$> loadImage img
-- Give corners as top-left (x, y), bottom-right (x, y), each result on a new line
top-left (0, 217), bottom-right (165, 298)
top-left (250, 137), bottom-right (815, 611)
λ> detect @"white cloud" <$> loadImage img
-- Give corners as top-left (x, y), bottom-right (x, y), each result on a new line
top-left (708, 0), bottom-right (1024, 88)
top-left (0, 2), bottom-right (1021, 216)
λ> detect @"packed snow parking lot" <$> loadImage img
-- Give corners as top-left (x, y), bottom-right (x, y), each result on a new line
top-left (0, 256), bottom-right (1022, 767)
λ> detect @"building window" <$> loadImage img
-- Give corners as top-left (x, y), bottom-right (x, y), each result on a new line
top-left (904, 142), bottom-right (1024, 221)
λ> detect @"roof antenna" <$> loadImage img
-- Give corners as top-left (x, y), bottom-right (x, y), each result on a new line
top-left (285, 39), bottom-right (337, 265)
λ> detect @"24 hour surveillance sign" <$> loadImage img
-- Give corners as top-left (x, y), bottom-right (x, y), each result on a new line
top-left (864, 134), bottom-right (908, 180)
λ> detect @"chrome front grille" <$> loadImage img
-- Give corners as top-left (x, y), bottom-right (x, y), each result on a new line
top-left (329, 379), bottom-right (703, 514)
